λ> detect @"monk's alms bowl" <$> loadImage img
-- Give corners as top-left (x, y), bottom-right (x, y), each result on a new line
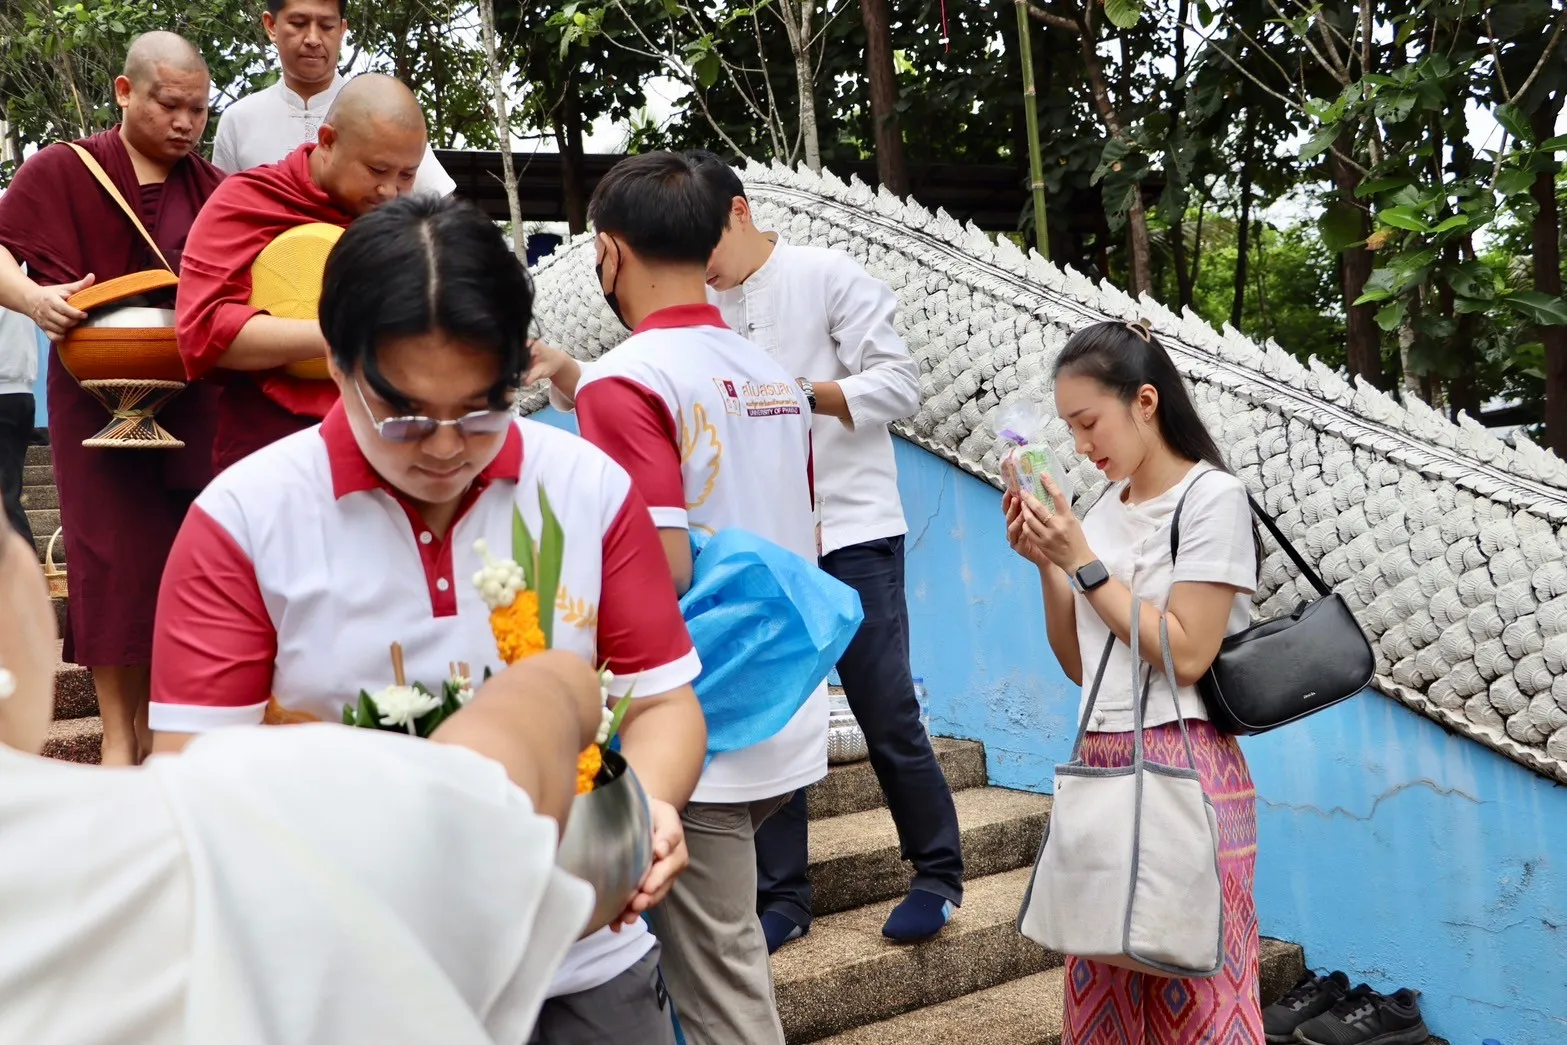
top-left (556, 748), bottom-right (653, 938)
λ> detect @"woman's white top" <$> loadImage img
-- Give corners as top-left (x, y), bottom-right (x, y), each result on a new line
top-left (0, 725), bottom-right (592, 1045)
top-left (1072, 463), bottom-right (1258, 732)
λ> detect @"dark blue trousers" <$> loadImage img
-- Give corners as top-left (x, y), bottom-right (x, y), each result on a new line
top-left (0, 393), bottom-right (34, 547)
top-left (754, 535), bottom-right (963, 929)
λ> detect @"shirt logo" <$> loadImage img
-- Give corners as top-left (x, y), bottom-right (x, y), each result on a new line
top-left (714, 378), bottom-right (743, 416)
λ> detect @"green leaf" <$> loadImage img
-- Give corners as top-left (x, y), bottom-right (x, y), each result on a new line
top-left (1504, 291), bottom-right (1567, 326)
top-left (1431, 215), bottom-right (1469, 234)
top-left (512, 505), bottom-right (537, 594)
top-left (1378, 205), bottom-right (1433, 233)
top-left (1319, 204), bottom-right (1365, 253)
top-left (535, 487), bottom-right (565, 649)
top-left (1299, 122), bottom-right (1339, 162)
top-left (1539, 135), bottom-right (1567, 153)
top-left (1103, 0), bottom-right (1145, 29)
top-left (356, 691), bottom-right (380, 729)
top-left (1495, 168), bottom-right (1535, 197)
top-left (1355, 174), bottom-right (1414, 198)
top-left (1375, 299), bottom-right (1408, 331)
top-left (341, 704), bottom-right (355, 725)
top-left (1495, 103), bottom-right (1533, 144)
top-left (693, 52), bottom-right (719, 89)
top-left (605, 690), bottom-right (635, 746)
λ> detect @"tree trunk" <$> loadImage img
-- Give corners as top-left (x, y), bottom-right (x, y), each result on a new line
top-left (1167, 0), bottom-right (1192, 308)
top-left (860, 0), bottom-right (908, 195)
top-left (1329, 132), bottom-right (1382, 387)
top-left (477, 0), bottom-right (525, 262)
top-left (555, 76), bottom-right (588, 235)
top-left (1230, 119), bottom-right (1255, 329)
top-left (779, 0), bottom-right (822, 170)
top-left (1126, 190), bottom-right (1153, 298)
top-left (1535, 94), bottom-right (1567, 454)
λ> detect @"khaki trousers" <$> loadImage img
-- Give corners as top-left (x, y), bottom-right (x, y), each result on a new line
top-left (648, 794), bottom-right (792, 1045)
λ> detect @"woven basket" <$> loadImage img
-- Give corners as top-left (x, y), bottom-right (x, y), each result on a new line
top-left (248, 223), bottom-right (343, 381)
top-left (59, 271), bottom-right (185, 383)
top-left (43, 528), bottom-right (67, 599)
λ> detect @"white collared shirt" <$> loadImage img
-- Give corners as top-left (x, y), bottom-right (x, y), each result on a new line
top-left (212, 73), bottom-right (456, 197)
top-left (148, 405), bottom-right (699, 997)
top-left (709, 238), bottom-right (920, 555)
top-left (1074, 464), bottom-right (1258, 733)
top-left (0, 306), bottom-right (37, 396)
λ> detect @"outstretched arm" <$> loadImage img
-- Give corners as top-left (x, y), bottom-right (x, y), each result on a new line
top-left (430, 650), bottom-right (604, 829)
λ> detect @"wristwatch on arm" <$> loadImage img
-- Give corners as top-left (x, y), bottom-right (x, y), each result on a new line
top-left (1069, 559), bottom-right (1109, 593)
top-left (796, 378), bottom-right (816, 412)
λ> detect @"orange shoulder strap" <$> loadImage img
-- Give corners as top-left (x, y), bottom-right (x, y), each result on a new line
top-left (64, 142), bottom-right (174, 273)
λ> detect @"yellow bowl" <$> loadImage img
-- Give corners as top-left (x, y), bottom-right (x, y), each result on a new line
top-left (247, 223), bottom-right (343, 381)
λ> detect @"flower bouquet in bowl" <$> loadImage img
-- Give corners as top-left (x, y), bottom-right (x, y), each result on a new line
top-left (473, 490), bottom-right (653, 936)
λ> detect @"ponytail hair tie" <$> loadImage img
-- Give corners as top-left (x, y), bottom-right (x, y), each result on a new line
top-left (1124, 321), bottom-right (1152, 344)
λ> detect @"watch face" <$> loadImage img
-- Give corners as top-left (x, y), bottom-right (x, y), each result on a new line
top-left (1076, 560), bottom-right (1109, 591)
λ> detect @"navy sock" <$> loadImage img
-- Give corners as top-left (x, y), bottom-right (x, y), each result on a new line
top-left (760, 910), bottom-right (805, 954)
top-left (881, 889), bottom-right (954, 942)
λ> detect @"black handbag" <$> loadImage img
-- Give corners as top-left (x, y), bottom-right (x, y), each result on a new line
top-left (1171, 471), bottom-right (1374, 736)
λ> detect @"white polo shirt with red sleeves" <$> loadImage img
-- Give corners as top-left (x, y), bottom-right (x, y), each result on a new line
top-left (147, 403), bottom-right (701, 998)
top-left (574, 303), bottom-right (828, 805)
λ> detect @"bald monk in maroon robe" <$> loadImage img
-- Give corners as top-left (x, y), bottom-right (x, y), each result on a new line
top-left (0, 31), bottom-right (224, 765)
top-left (176, 73), bottom-right (429, 473)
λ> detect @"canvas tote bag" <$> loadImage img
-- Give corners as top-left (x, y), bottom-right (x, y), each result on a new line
top-left (1016, 599), bottom-right (1225, 977)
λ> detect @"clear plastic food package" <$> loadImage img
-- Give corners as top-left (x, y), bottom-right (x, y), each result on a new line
top-left (994, 401), bottom-right (1073, 514)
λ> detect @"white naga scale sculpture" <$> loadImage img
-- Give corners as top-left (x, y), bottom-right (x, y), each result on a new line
top-left (524, 160), bottom-right (1567, 785)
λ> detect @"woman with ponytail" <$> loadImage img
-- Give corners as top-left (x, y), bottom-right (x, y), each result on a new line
top-left (1003, 321), bottom-right (1264, 1041)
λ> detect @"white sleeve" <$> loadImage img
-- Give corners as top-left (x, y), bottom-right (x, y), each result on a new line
top-left (415, 146), bottom-right (458, 198)
top-left (211, 112), bottom-right (239, 173)
top-left (1170, 473), bottom-right (1257, 593)
top-left (825, 253), bottom-right (920, 427)
top-left (544, 358), bottom-right (598, 414)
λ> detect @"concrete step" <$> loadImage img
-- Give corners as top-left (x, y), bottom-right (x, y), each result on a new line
top-left (775, 867), bottom-right (1055, 1043)
top-left (42, 715), bottom-right (101, 764)
top-left (809, 786), bottom-right (1049, 916)
top-left (807, 938), bottom-right (1308, 1045)
top-left (27, 507), bottom-right (60, 535)
top-left (33, 530), bottom-right (63, 564)
top-left (23, 463), bottom-right (53, 488)
top-left (809, 738), bottom-right (987, 821)
top-left (25, 444), bottom-right (50, 467)
top-left (54, 641), bottom-right (96, 720)
top-left (53, 594), bottom-right (66, 633)
top-left (21, 485), bottom-right (59, 510)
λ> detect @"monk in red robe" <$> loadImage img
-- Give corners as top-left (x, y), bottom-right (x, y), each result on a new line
top-left (0, 31), bottom-right (224, 766)
top-left (176, 73), bottom-right (429, 473)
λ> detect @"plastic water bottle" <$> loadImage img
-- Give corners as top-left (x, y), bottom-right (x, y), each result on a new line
top-left (913, 677), bottom-right (931, 733)
top-left (1483, 1039), bottom-right (1502, 1045)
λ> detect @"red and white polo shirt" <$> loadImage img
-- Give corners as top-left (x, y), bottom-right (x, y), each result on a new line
top-left (148, 403), bottom-right (700, 997)
top-left (575, 302), bottom-right (827, 804)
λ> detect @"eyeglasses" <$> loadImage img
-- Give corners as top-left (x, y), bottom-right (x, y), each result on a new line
top-left (353, 379), bottom-right (513, 444)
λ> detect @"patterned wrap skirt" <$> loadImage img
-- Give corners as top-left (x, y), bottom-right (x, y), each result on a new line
top-left (1061, 720), bottom-right (1262, 1045)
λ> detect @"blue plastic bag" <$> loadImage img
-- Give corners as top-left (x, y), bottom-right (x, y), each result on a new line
top-left (679, 530), bottom-right (863, 761)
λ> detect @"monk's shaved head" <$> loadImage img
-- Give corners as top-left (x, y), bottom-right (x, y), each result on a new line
top-left (322, 74), bottom-right (428, 141)
top-left (313, 74), bottom-right (430, 217)
top-left (122, 31), bottom-right (209, 86)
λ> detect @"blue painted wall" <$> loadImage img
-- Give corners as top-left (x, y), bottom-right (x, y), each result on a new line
top-left (535, 403), bottom-right (1566, 1043)
top-left (891, 437), bottom-right (1567, 1045)
top-left (32, 326), bottom-right (46, 425)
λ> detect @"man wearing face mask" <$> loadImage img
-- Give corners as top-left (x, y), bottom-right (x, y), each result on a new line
top-left (542, 151), bottom-right (822, 1045)
top-left (212, 0), bottom-right (454, 197)
top-left (177, 73), bottom-right (430, 474)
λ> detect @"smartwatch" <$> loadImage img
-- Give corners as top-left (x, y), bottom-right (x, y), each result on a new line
top-left (796, 378), bottom-right (817, 412)
top-left (1071, 559), bottom-right (1110, 593)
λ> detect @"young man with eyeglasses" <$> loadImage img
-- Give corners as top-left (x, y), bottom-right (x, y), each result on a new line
top-left (149, 196), bottom-right (707, 1041)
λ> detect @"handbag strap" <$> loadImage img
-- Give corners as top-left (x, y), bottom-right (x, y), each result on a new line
top-left (65, 142), bottom-right (174, 272)
top-left (1171, 467), bottom-right (1331, 599)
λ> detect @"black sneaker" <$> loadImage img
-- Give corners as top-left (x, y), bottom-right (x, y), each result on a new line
top-left (1293, 984), bottom-right (1430, 1045)
top-left (1263, 970), bottom-right (1350, 1043)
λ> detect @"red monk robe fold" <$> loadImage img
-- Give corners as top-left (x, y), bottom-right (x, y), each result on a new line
top-left (0, 128), bottom-right (224, 667)
top-left (176, 143), bottom-right (352, 473)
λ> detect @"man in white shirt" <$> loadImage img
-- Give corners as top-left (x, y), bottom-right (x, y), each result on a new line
top-left (211, 0), bottom-right (455, 197)
top-left (689, 151), bottom-right (964, 946)
top-left (0, 307), bottom-right (36, 546)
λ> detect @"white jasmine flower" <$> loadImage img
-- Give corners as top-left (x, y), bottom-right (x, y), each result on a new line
top-left (372, 684), bottom-right (442, 732)
top-left (595, 704), bottom-right (614, 746)
top-left (472, 538), bottom-right (526, 610)
top-left (451, 674), bottom-right (474, 705)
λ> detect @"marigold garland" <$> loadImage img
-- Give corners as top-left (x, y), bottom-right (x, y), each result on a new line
top-left (490, 590), bottom-right (548, 665)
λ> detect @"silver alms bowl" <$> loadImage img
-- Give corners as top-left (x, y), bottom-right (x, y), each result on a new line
top-left (557, 748), bottom-right (654, 937)
top-left (827, 691), bottom-right (868, 764)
